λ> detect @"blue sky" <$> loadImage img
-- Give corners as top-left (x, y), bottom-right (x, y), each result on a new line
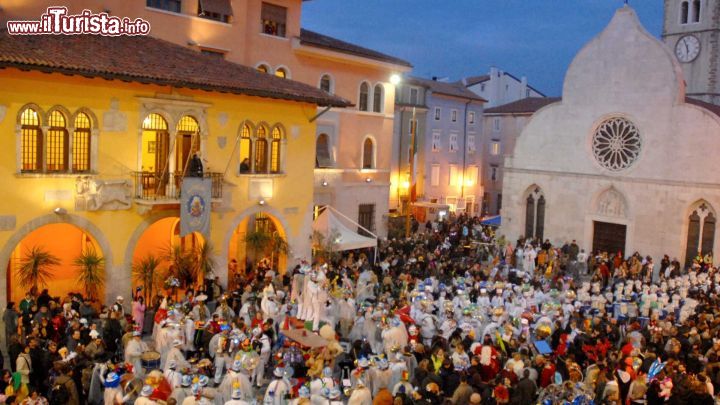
top-left (302, 1), bottom-right (664, 96)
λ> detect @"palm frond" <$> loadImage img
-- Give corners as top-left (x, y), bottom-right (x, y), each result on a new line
top-left (195, 241), bottom-right (216, 280)
top-left (74, 248), bottom-right (105, 301)
top-left (132, 254), bottom-right (161, 303)
top-left (16, 245), bottom-right (61, 291)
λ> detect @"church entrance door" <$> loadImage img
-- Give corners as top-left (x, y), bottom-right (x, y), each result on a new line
top-left (592, 221), bottom-right (626, 256)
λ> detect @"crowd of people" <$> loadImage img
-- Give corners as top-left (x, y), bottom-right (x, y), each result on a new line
top-left (1, 213), bottom-right (720, 405)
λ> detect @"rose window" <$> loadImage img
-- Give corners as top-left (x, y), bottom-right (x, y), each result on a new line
top-left (592, 117), bottom-right (641, 171)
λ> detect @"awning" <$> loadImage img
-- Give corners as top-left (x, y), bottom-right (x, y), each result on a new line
top-left (480, 215), bottom-right (501, 227)
top-left (313, 207), bottom-right (377, 251)
top-left (199, 0), bottom-right (233, 16)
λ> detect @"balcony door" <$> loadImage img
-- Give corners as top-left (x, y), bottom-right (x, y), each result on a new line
top-left (175, 116), bottom-right (200, 177)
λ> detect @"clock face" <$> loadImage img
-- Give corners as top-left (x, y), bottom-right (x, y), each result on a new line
top-left (675, 35), bottom-right (701, 63)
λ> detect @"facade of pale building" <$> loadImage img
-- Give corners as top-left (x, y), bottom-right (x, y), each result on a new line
top-left (461, 67), bottom-right (544, 108)
top-left (502, 6), bottom-right (720, 267)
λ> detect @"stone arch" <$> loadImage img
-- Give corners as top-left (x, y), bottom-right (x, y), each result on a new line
top-left (523, 184), bottom-right (545, 240)
top-left (16, 103), bottom-right (45, 126)
top-left (683, 199), bottom-right (717, 267)
top-left (593, 186), bottom-right (629, 218)
top-left (71, 107), bottom-right (99, 129)
top-left (123, 211), bottom-right (179, 278)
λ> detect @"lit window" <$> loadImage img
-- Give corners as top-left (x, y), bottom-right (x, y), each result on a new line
top-left (373, 84), bottom-right (383, 113)
top-left (320, 75), bottom-right (332, 93)
top-left (490, 141), bottom-right (500, 156)
top-left (46, 110), bottom-right (68, 172)
top-left (261, 2), bottom-right (287, 37)
top-left (316, 133), bottom-right (332, 168)
top-left (73, 112), bottom-right (92, 172)
top-left (239, 122), bottom-right (253, 173)
top-left (270, 126), bottom-right (283, 173)
top-left (257, 64), bottom-right (270, 74)
top-left (147, 0), bottom-right (181, 13)
top-left (275, 67), bottom-right (289, 79)
top-left (20, 107), bottom-right (42, 173)
top-left (449, 165), bottom-right (458, 186)
top-left (468, 111), bottom-right (475, 124)
top-left (434, 107), bottom-right (440, 121)
top-left (255, 125), bottom-right (268, 173)
top-left (176, 116), bottom-right (200, 175)
top-left (431, 165), bottom-right (440, 186)
top-left (362, 138), bottom-right (374, 169)
top-left (359, 82), bottom-right (369, 111)
top-left (451, 110), bottom-right (457, 122)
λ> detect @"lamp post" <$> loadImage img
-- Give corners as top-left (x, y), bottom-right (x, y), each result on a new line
top-left (405, 106), bottom-right (416, 238)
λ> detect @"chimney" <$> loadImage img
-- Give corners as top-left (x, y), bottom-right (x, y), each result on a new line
top-left (432, 76), bottom-right (438, 81)
top-left (489, 66), bottom-right (498, 78)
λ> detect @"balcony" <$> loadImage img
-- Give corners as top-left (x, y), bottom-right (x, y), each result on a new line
top-left (132, 171), bottom-right (224, 202)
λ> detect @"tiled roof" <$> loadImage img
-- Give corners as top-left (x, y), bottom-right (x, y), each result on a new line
top-left (406, 76), bottom-right (486, 102)
top-left (485, 97), bottom-right (561, 114)
top-left (463, 75), bottom-right (490, 87)
top-left (0, 30), bottom-right (351, 107)
top-left (299, 29), bottom-right (412, 67)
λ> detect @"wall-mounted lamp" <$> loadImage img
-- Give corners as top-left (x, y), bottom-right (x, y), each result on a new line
top-left (53, 207), bottom-right (67, 215)
top-left (365, 177), bottom-right (372, 183)
top-left (321, 180), bottom-right (328, 187)
top-left (258, 199), bottom-right (265, 206)
top-left (390, 74), bottom-right (401, 86)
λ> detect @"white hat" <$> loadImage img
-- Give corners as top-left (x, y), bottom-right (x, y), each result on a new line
top-left (173, 339), bottom-right (183, 347)
top-left (140, 385), bottom-right (153, 397)
top-left (196, 294), bottom-right (208, 302)
top-left (116, 296), bottom-right (124, 301)
top-left (89, 330), bottom-right (100, 339)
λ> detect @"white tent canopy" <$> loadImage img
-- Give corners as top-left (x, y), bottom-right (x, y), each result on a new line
top-left (312, 206), bottom-right (377, 251)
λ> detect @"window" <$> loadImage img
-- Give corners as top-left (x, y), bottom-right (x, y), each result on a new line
top-left (431, 131), bottom-right (441, 152)
top-left (480, 84), bottom-right (485, 92)
top-left (467, 166), bottom-right (479, 186)
top-left (362, 138), bottom-right (374, 169)
top-left (451, 110), bottom-right (457, 122)
top-left (449, 133), bottom-right (458, 152)
top-left (359, 82), bottom-right (369, 111)
top-left (201, 49), bottom-right (225, 59)
top-left (373, 84), bottom-right (383, 113)
top-left (316, 133), bottom-right (332, 168)
top-left (497, 193), bottom-right (502, 212)
top-left (681, 1), bottom-right (689, 24)
top-left (467, 135), bottom-right (476, 154)
top-left (255, 125), bottom-right (268, 172)
top-left (434, 107), bottom-right (440, 121)
top-left (525, 88), bottom-right (531, 98)
top-left (147, 0), bottom-right (181, 13)
top-left (257, 64), bottom-right (270, 74)
top-left (490, 141), bottom-right (500, 156)
top-left (449, 165), bottom-right (458, 186)
top-left (261, 2), bottom-right (287, 37)
top-left (358, 204), bottom-right (375, 237)
top-left (46, 110), bottom-right (69, 172)
top-left (685, 201), bottom-right (715, 267)
top-left (275, 67), bottom-right (289, 79)
top-left (239, 123), bottom-right (253, 173)
top-left (175, 115), bottom-right (200, 176)
top-left (431, 165), bottom-right (440, 186)
top-left (493, 117), bottom-right (500, 132)
top-left (197, 0), bottom-right (232, 23)
top-left (320, 75), bottom-right (332, 93)
top-left (490, 165), bottom-right (498, 181)
top-left (270, 126), bottom-right (283, 173)
top-left (525, 187), bottom-right (545, 240)
top-left (468, 112), bottom-right (475, 124)
top-left (73, 113), bottom-right (91, 172)
top-left (692, 0), bottom-right (701, 23)
top-left (410, 88), bottom-right (419, 105)
top-left (408, 119), bottom-right (418, 136)
top-left (20, 107), bottom-right (42, 173)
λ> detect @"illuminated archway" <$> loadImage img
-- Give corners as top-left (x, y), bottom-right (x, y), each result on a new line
top-left (7, 223), bottom-right (105, 305)
top-left (227, 212), bottom-right (287, 288)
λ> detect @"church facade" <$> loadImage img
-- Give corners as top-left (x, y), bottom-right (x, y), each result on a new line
top-left (501, 6), bottom-right (720, 266)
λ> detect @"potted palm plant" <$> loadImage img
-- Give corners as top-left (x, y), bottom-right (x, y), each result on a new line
top-left (164, 245), bottom-right (197, 289)
top-left (268, 233), bottom-right (289, 268)
top-left (73, 247), bottom-right (105, 302)
top-left (132, 254), bottom-right (161, 304)
top-left (244, 229), bottom-right (271, 264)
top-left (195, 241), bottom-right (216, 284)
top-left (16, 245), bottom-right (60, 295)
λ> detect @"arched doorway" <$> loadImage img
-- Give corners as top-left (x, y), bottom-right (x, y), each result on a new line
top-left (7, 223), bottom-right (105, 305)
top-left (227, 212), bottom-right (287, 288)
top-left (130, 217), bottom-right (206, 305)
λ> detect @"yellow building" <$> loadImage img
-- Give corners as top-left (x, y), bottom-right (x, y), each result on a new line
top-left (0, 30), bottom-right (348, 315)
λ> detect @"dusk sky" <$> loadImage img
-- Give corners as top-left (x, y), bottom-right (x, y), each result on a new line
top-left (302, 1), bottom-right (664, 96)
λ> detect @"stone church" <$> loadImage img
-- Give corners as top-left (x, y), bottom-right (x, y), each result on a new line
top-left (501, 4), bottom-right (720, 266)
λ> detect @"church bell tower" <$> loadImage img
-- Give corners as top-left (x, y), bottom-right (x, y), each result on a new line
top-left (663, 0), bottom-right (720, 104)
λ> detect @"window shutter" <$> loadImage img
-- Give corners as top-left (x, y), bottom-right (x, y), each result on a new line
top-left (261, 3), bottom-right (287, 24)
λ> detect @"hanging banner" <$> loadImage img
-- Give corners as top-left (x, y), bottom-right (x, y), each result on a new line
top-left (180, 177), bottom-right (212, 237)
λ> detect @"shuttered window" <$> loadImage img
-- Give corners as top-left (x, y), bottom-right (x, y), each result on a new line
top-left (261, 3), bottom-right (287, 37)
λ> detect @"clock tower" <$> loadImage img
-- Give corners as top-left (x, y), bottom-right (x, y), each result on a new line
top-left (663, 0), bottom-right (720, 104)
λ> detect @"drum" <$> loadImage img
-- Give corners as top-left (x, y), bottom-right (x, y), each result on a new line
top-left (141, 351), bottom-right (161, 370)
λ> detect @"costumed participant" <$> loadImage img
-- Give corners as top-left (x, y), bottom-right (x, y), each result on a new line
top-left (218, 359), bottom-right (254, 403)
top-left (251, 327), bottom-right (272, 387)
top-left (289, 385), bottom-right (311, 405)
top-left (310, 367), bottom-right (337, 396)
top-left (391, 370), bottom-right (414, 397)
top-left (370, 358), bottom-right (393, 397)
top-left (347, 378), bottom-right (372, 405)
top-left (165, 361), bottom-right (182, 390)
top-left (210, 327), bottom-right (232, 386)
top-left (214, 297), bottom-right (236, 321)
top-left (125, 330), bottom-right (149, 378)
top-left (260, 290), bottom-right (280, 322)
top-left (223, 383), bottom-right (251, 405)
top-left (171, 375), bottom-right (194, 404)
top-left (103, 372), bottom-right (124, 405)
top-left (381, 318), bottom-right (408, 360)
top-left (165, 339), bottom-right (190, 373)
top-left (135, 385), bottom-right (158, 405)
top-left (263, 367), bottom-right (291, 405)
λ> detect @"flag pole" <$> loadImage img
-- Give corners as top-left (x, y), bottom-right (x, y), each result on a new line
top-left (405, 106), bottom-right (416, 238)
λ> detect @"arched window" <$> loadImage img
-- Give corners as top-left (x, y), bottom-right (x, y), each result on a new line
top-left (73, 112), bottom-right (92, 172)
top-left (257, 64), bottom-right (269, 74)
top-left (46, 110), bottom-right (69, 172)
top-left (359, 82), bottom-right (369, 111)
top-left (362, 138), bottom-right (374, 169)
top-left (320, 74), bottom-right (332, 93)
top-left (275, 67), bottom-right (288, 79)
top-left (270, 126), bottom-right (283, 173)
top-left (20, 107), bottom-right (42, 173)
top-left (316, 133), bottom-right (331, 168)
top-left (141, 113), bottom-right (170, 195)
top-left (692, 0), bottom-right (701, 23)
top-left (176, 116), bottom-right (200, 176)
top-left (681, 1), bottom-right (689, 24)
top-left (239, 123), bottom-right (253, 173)
top-left (372, 84), bottom-right (383, 113)
top-left (255, 125), bottom-right (268, 173)
top-left (685, 201), bottom-right (716, 267)
top-left (524, 187), bottom-right (545, 240)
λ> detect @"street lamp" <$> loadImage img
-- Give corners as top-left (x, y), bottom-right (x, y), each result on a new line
top-left (390, 74), bottom-right (401, 86)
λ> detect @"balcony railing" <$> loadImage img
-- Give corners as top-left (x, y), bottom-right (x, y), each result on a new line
top-left (132, 171), bottom-right (223, 201)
